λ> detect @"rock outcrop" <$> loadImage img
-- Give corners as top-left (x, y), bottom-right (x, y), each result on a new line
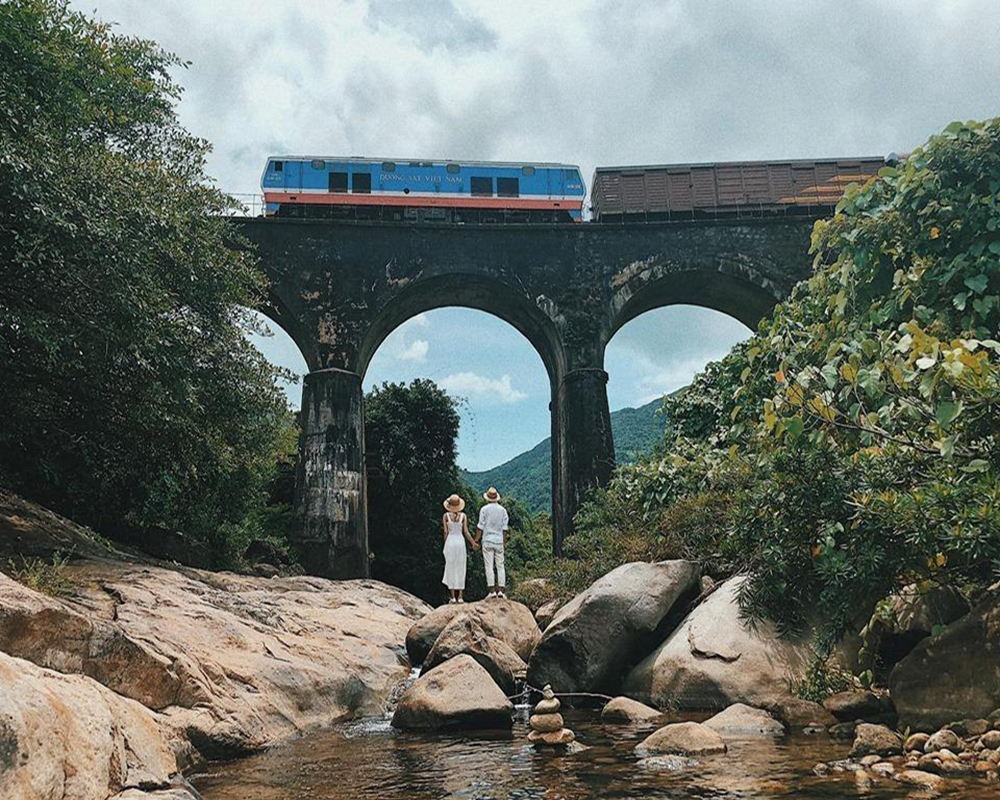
top-left (622, 577), bottom-right (815, 711)
top-left (0, 651), bottom-right (184, 800)
top-left (527, 560), bottom-right (700, 694)
top-left (535, 599), bottom-right (562, 631)
top-left (635, 721), bottom-right (727, 756)
top-left (405, 599), bottom-right (540, 666)
top-left (703, 703), bottom-right (784, 736)
top-left (890, 585), bottom-right (1000, 730)
top-left (391, 655), bottom-right (514, 730)
top-left (423, 614), bottom-right (526, 694)
top-left (601, 696), bottom-right (662, 724)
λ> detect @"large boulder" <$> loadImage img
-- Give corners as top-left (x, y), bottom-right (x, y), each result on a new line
top-left (762, 697), bottom-right (837, 729)
top-left (864, 583), bottom-right (969, 674)
top-left (622, 576), bottom-right (815, 711)
top-left (405, 599), bottom-right (540, 666)
top-left (635, 721), bottom-right (727, 756)
top-left (0, 651), bottom-right (182, 800)
top-left (391, 655), bottom-right (514, 730)
top-left (527, 560), bottom-right (700, 693)
top-left (535, 599), bottom-right (563, 631)
top-left (890, 585), bottom-right (1000, 730)
top-left (424, 615), bottom-right (526, 695)
top-left (823, 691), bottom-right (882, 722)
top-left (703, 703), bottom-right (784, 736)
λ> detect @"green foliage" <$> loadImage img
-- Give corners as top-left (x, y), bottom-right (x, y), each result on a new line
top-left (0, 0), bottom-right (291, 564)
top-left (795, 652), bottom-right (855, 704)
top-left (6, 553), bottom-right (73, 597)
top-left (463, 398), bottom-right (667, 513)
top-left (524, 119), bottom-right (1000, 652)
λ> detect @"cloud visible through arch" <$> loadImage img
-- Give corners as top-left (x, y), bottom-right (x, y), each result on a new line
top-left (438, 372), bottom-right (527, 405)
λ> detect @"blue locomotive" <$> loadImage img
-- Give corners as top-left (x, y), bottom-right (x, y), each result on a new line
top-left (260, 156), bottom-right (585, 223)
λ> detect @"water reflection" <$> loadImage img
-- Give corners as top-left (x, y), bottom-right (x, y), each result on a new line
top-left (193, 710), bottom-right (986, 799)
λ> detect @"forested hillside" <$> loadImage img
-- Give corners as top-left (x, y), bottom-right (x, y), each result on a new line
top-left (462, 397), bottom-right (668, 511)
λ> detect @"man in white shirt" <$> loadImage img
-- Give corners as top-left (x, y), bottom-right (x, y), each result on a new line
top-left (475, 486), bottom-right (509, 599)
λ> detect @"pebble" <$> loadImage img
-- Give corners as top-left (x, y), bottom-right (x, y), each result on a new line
top-left (859, 755), bottom-right (881, 766)
top-left (895, 769), bottom-right (947, 791)
top-left (982, 730), bottom-right (1000, 749)
top-left (871, 762), bottom-right (895, 777)
top-left (925, 729), bottom-right (962, 753)
top-left (904, 732), bottom-right (930, 752)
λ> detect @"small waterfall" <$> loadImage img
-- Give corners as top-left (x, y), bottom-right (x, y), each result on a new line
top-left (383, 665), bottom-right (421, 717)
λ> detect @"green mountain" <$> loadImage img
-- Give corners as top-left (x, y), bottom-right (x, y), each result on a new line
top-left (461, 397), bottom-right (668, 512)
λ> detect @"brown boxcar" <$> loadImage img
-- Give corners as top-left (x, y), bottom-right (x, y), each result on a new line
top-left (590, 157), bottom-right (886, 222)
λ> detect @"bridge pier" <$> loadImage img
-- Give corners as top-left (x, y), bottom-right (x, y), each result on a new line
top-left (293, 367), bottom-right (369, 579)
top-left (553, 367), bottom-right (615, 555)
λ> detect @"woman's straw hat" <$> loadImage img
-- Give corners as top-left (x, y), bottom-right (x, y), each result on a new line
top-left (443, 494), bottom-right (465, 512)
top-left (483, 487), bottom-right (501, 502)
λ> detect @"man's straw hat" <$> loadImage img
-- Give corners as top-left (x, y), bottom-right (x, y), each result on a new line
top-left (483, 487), bottom-right (501, 502)
top-left (443, 494), bottom-right (465, 512)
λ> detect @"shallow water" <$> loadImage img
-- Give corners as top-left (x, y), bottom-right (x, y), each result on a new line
top-left (192, 708), bottom-right (992, 799)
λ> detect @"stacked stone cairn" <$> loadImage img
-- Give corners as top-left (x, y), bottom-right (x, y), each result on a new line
top-left (528, 685), bottom-right (575, 746)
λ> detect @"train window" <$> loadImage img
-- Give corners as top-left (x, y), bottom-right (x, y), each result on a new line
top-left (497, 177), bottom-right (519, 197)
top-left (446, 164), bottom-right (461, 174)
top-left (311, 159), bottom-right (325, 170)
top-left (328, 172), bottom-right (348, 193)
top-left (352, 173), bottom-right (372, 194)
top-left (470, 176), bottom-right (493, 196)
top-left (382, 162), bottom-right (396, 172)
top-left (522, 166), bottom-right (535, 176)
top-left (274, 161), bottom-right (283, 172)
top-left (565, 169), bottom-right (577, 178)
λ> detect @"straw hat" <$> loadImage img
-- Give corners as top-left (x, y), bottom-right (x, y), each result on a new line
top-left (443, 494), bottom-right (465, 512)
top-left (483, 487), bottom-right (501, 502)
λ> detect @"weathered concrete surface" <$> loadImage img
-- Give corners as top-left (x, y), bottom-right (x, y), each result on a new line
top-left (236, 217), bottom-right (817, 573)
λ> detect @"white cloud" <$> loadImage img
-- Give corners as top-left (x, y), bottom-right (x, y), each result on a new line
top-left (438, 372), bottom-right (527, 404)
top-left (397, 339), bottom-right (429, 361)
top-left (634, 354), bottom-right (728, 406)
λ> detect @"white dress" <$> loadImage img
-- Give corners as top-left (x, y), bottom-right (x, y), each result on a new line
top-left (442, 513), bottom-right (467, 590)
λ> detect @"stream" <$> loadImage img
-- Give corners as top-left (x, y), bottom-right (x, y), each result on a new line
top-left (190, 706), bottom-right (991, 799)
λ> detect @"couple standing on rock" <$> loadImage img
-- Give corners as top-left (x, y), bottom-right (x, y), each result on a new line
top-left (441, 486), bottom-right (508, 604)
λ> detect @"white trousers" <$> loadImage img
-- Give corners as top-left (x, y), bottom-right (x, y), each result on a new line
top-left (482, 540), bottom-right (505, 587)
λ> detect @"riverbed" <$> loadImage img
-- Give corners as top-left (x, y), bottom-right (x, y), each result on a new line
top-left (190, 707), bottom-right (989, 799)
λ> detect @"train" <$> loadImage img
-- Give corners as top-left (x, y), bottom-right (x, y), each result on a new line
top-left (260, 155), bottom-right (887, 224)
top-left (260, 157), bottom-right (586, 222)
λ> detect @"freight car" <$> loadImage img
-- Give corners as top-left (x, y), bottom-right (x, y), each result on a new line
top-left (590, 157), bottom-right (887, 223)
top-left (260, 157), bottom-right (585, 222)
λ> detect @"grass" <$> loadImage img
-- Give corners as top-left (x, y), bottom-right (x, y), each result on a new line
top-left (5, 553), bottom-right (74, 597)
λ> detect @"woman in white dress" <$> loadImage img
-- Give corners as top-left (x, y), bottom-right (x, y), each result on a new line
top-left (442, 494), bottom-right (477, 604)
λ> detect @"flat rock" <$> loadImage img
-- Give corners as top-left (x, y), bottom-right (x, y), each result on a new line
top-left (850, 723), bottom-right (904, 757)
top-left (703, 703), bottom-right (784, 736)
top-left (895, 769), bottom-right (947, 791)
top-left (890, 585), bottom-right (1000, 730)
top-left (405, 599), bottom-right (540, 666)
top-left (636, 721), bottom-right (727, 756)
top-left (391, 655), bottom-right (513, 730)
top-left (424, 614), bottom-right (526, 694)
top-left (0, 554), bottom-right (430, 762)
top-left (0, 651), bottom-right (180, 800)
top-left (824, 691), bottom-right (882, 722)
top-left (529, 713), bottom-right (564, 733)
top-left (623, 577), bottom-right (817, 710)
top-left (905, 732), bottom-right (931, 751)
top-left (528, 560), bottom-right (700, 694)
top-left (528, 728), bottom-right (576, 745)
top-left (601, 696), bottom-right (663, 724)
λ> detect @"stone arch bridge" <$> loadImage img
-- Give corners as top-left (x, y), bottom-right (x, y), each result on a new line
top-left (234, 216), bottom-right (818, 579)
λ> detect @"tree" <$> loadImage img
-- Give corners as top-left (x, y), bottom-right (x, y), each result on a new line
top-left (365, 380), bottom-right (465, 601)
top-left (0, 0), bottom-right (289, 563)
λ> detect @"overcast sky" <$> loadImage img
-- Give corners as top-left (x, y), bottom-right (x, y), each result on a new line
top-left (75, 0), bottom-right (1000, 471)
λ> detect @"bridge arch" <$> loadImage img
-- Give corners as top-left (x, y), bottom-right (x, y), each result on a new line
top-left (357, 274), bottom-right (567, 385)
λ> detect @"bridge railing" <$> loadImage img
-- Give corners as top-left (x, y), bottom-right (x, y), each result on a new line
top-left (226, 193), bottom-right (266, 217)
